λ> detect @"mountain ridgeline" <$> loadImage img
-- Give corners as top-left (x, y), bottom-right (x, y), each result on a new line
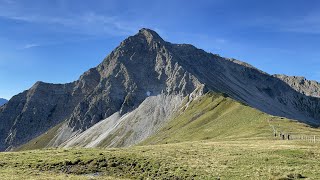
top-left (0, 28), bottom-right (319, 151)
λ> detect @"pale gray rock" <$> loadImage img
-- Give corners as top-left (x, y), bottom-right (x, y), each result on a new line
top-left (274, 74), bottom-right (320, 98)
top-left (61, 94), bottom-right (184, 148)
top-left (0, 82), bottom-right (81, 150)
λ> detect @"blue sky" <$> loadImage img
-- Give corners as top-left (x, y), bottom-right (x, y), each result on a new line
top-left (0, 0), bottom-right (320, 99)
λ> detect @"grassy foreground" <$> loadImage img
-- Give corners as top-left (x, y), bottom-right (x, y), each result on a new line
top-left (1, 139), bottom-right (320, 179)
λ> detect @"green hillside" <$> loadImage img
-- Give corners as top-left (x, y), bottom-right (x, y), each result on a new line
top-left (16, 122), bottom-right (63, 151)
top-left (142, 92), bottom-right (320, 145)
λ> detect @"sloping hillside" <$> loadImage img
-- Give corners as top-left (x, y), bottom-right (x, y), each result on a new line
top-left (142, 92), bottom-right (320, 145)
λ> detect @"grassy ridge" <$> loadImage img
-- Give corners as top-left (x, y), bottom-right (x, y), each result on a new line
top-left (142, 93), bottom-right (273, 145)
top-left (142, 92), bottom-right (320, 145)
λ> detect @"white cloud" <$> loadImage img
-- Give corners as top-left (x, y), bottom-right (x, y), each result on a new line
top-left (250, 12), bottom-right (320, 34)
top-left (283, 14), bottom-right (320, 34)
top-left (215, 38), bottom-right (227, 44)
top-left (0, 3), bottom-right (140, 37)
top-left (22, 43), bottom-right (40, 49)
top-left (0, 0), bottom-right (144, 37)
top-left (1, 0), bottom-right (15, 4)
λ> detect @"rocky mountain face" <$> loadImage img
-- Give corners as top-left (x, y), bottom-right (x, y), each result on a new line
top-left (274, 74), bottom-right (320, 98)
top-left (0, 28), bottom-right (320, 151)
top-left (0, 98), bottom-right (7, 106)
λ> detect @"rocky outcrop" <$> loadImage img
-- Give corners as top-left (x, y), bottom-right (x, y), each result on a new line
top-left (0, 82), bottom-right (78, 150)
top-left (0, 68), bottom-right (101, 150)
top-left (0, 28), bottom-right (320, 151)
top-left (274, 74), bottom-right (320, 98)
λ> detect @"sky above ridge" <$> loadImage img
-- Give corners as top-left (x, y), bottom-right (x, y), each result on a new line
top-left (0, 0), bottom-right (320, 99)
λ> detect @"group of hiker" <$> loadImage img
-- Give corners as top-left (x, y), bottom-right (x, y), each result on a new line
top-left (274, 132), bottom-right (290, 140)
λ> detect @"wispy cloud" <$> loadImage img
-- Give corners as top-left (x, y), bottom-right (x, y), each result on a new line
top-left (1, 12), bottom-right (140, 36)
top-left (1, 0), bottom-right (15, 4)
top-left (251, 12), bottom-right (320, 34)
top-left (283, 13), bottom-right (320, 34)
top-left (0, 1), bottom-right (142, 37)
top-left (22, 43), bottom-right (40, 49)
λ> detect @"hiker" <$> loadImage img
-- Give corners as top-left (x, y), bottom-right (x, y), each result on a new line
top-left (287, 134), bottom-right (290, 140)
top-left (274, 132), bottom-right (277, 137)
top-left (282, 134), bottom-right (285, 140)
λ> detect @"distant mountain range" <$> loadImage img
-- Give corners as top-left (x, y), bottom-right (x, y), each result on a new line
top-left (0, 28), bottom-right (319, 151)
top-left (0, 98), bottom-right (7, 106)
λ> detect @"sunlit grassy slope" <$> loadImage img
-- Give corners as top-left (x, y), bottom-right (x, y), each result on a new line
top-left (16, 122), bottom-right (63, 151)
top-left (4, 92), bottom-right (320, 179)
top-left (142, 92), bottom-right (320, 145)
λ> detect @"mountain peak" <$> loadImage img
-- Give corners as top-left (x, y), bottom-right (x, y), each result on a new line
top-left (136, 28), bottom-right (164, 44)
top-left (118, 28), bottom-right (165, 52)
top-left (138, 28), bottom-right (160, 37)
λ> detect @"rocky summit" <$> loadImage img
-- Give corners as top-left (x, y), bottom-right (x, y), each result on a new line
top-left (0, 28), bottom-right (319, 151)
